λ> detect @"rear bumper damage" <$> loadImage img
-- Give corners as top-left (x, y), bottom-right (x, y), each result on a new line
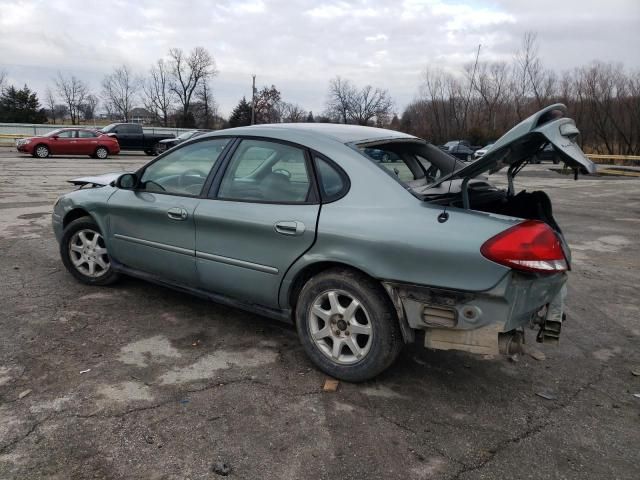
top-left (383, 272), bottom-right (567, 356)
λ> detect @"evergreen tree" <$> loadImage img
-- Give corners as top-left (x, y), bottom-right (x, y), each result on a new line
top-left (0, 84), bottom-right (47, 123)
top-left (228, 97), bottom-right (252, 127)
top-left (306, 111), bottom-right (315, 123)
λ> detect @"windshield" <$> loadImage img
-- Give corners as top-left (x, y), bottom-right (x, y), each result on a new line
top-left (357, 141), bottom-right (463, 194)
top-left (177, 131), bottom-right (197, 140)
top-left (101, 124), bottom-right (118, 133)
top-left (45, 129), bottom-right (66, 137)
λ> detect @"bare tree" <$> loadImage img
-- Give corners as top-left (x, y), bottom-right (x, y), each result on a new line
top-left (81, 94), bottom-right (99, 122)
top-left (54, 73), bottom-right (88, 125)
top-left (325, 76), bottom-right (393, 125)
top-left (169, 47), bottom-right (217, 127)
top-left (196, 81), bottom-right (216, 129)
top-left (348, 85), bottom-right (393, 126)
top-left (143, 59), bottom-right (174, 126)
top-left (101, 65), bottom-right (141, 122)
top-left (45, 87), bottom-right (57, 123)
top-left (326, 77), bottom-right (356, 123)
top-left (280, 102), bottom-right (307, 122)
top-left (254, 85), bottom-right (282, 124)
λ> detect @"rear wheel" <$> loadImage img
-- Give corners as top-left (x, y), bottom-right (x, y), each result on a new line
top-left (95, 146), bottom-right (109, 159)
top-left (60, 216), bottom-right (119, 286)
top-left (34, 144), bottom-right (49, 158)
top-left (295, 268), bottom-right (403, 382)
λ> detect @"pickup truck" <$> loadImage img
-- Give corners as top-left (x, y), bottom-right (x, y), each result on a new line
top-left (100, 123), bottom-right (175, 156)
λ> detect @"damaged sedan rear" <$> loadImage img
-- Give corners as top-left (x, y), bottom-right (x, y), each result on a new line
top-left (52, 104), bottom-right (595, 381)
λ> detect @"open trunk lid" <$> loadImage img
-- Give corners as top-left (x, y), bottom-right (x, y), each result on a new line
top-left (430, 104), bottom-right (596, 188)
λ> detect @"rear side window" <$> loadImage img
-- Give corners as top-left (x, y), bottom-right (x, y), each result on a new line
top-left (314, 156), bottom-right (348, 202)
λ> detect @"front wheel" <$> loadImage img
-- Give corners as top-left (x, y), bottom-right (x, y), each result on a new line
top-left (60, 216), bottom-right (119, 286)
top-left (34, 144), bottom-right (49, 158)
top-left (295, 268), bottom-right (403, 382)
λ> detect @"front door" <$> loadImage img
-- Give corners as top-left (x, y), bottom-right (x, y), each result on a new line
top-left (50, 129), bottom-right (77, 154)
top-left (195, 138), bottom-right (320, 308)
top-left (107, 138), bottom-right (231, 286)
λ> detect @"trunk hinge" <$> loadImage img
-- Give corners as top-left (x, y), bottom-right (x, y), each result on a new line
top-left (507, 164), bottom-right (516, 196)
top-left (461, 177), bottom-right (471, 209)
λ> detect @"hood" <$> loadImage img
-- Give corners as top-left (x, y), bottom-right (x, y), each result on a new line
top-left (159, 138), bottom-right (179, 144)
top-left (431, 104), bottom-right (596, 188)
top-left (68, 172), bottom-right (124, 187)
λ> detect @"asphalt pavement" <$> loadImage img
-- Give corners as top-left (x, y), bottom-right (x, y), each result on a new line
top-left (1, 147), bottom-right (639, 479)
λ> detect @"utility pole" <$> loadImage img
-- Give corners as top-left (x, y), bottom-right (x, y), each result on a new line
top-left (251, 74), bottom-right (256, 125)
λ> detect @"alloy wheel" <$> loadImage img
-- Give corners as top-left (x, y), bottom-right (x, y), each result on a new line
top-left (308, 289), bottom-right (373, 365)
top-left (68, 229), bottom-right (110, 278)
top-left (96, 147), bottom-right (108, 159)
top-left (35, 146), bottom-right (49, 158)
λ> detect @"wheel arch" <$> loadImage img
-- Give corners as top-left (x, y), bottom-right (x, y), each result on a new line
top-left (62, 208), bottom-right (93, 229)
top-left (284, 260), bottom-right (414, 344)
top-left (33, 143), bottom-right (49, 156)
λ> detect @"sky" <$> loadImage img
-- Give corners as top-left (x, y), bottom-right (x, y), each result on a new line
top-left (1, 0), bottom-right (639, 117)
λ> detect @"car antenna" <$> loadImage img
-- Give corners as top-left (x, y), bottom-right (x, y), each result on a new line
top-left (438, 43), bottom-right (481, 225)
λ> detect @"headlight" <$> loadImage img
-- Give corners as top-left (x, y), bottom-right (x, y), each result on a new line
top-left (24, 139), bottom-right (31, 144)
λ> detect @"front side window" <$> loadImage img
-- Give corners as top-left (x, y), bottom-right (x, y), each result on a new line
top-left (139, 139), bottom-right (229, 196)
top-left (218, 139), bottom-right (311, 203)
top-left (78, 130), bottom-right (97, 138)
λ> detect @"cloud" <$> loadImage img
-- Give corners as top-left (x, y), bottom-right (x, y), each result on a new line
top-left (0, 0), bottom-right (638, 117)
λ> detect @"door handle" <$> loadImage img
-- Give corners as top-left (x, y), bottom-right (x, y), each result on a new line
top-left (167, 207), bottom-right (188, 221)
top-left (274, 221), bottom-right (305, 236)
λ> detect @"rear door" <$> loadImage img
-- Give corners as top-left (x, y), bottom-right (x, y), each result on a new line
top-left (107, 138), bottom-right (231, 286)
top-left (77, 129), bottom-right (99, 155)
top-left (194, 138), bottom-right (320, 308)
top-left (116, 124), bottom-right (142, 149)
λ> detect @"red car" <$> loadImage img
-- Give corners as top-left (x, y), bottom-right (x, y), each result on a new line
top-left (16, 128), bottom-right (120, 159)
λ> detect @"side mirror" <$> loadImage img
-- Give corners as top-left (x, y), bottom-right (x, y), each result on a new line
top-left (115, 173), bottom-right (138, 189)
top-left (52, 135), bottom-right (59, 140)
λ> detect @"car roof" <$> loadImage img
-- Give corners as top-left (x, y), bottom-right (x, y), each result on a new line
top-left (206, 123), bottom-right (418, 145)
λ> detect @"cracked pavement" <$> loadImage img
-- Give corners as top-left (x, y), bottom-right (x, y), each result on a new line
top-left (0, 147), bottom-right (639, 479)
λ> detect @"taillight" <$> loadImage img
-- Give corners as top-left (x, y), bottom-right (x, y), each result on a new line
top-left (481, 220), bottom-right (567, 273)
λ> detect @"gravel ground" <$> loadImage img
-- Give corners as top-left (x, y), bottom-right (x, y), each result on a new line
top-left (0, 147), bottom-right (639, 479)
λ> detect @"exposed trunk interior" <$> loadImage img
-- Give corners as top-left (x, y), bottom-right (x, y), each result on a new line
top-left (429, 185), bottom-right (562, 234)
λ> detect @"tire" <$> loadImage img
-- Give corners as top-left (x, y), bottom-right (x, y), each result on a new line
top-left (295, 268), bottom-right (403, 382)
top-left (60, 216), bottom-right (119, 286)
top-left (34, 144), bottom-right (49, 158)
top-left (148, 143), bottom-right (161, 156)
top-left (95, 146), bottom-right (109, 159)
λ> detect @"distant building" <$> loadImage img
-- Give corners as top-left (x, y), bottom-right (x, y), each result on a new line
top-left (129, 108), bottom-right (155, 125)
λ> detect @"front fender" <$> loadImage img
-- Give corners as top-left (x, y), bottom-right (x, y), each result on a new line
top-left (52, 186), bottom-right (117, 244)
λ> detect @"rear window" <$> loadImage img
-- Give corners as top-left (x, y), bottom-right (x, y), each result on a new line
top-left (357, 142), bottom-right (462, 193)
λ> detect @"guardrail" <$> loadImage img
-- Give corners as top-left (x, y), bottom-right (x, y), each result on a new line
top-left (586, 154), bottom-right (640, 166)
top-left (0, 123), bottom-right (195, 137)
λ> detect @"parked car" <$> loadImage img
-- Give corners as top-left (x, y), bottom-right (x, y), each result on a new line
top-left (441, 140), bottom-right (475, 161)
top-left (100, 123), bottom-right (174, 156)
top-left (532, 143), bottom-right (561, 164)
top-left (363, 147), bottom-right (400, 163)
top-left (473, 141), bottom-right (495, 160)
top-left (52, 104), bottom-right (595, 381)
top-left (158, 130), bottom-right (210, 152)
top-left (16, 128), bottom-right (120, 159)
